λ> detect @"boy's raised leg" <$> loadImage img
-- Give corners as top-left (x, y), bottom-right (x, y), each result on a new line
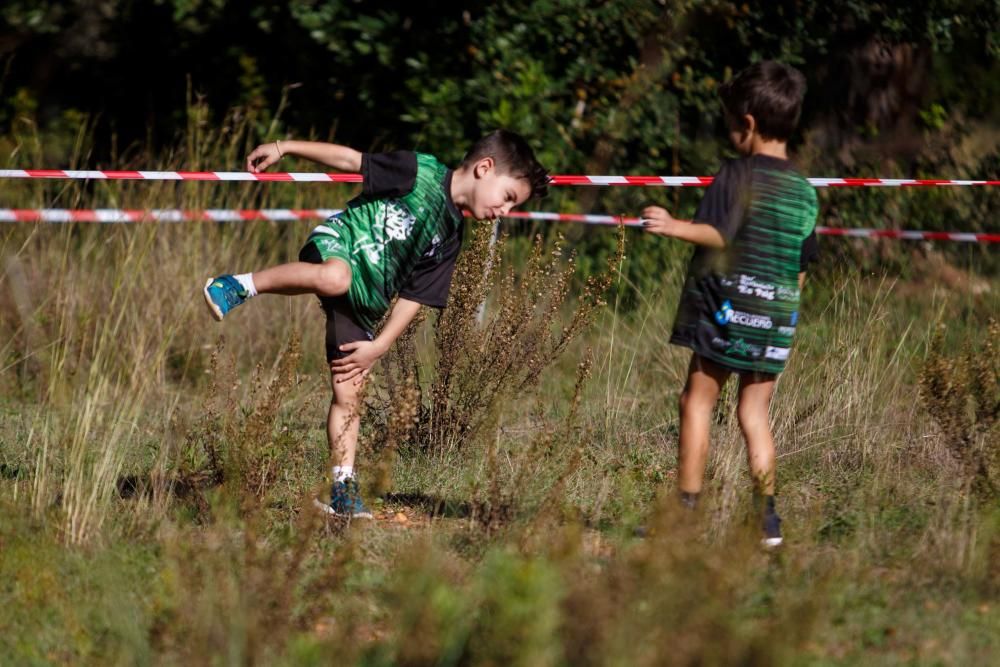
top-left (677, 354), bottom-right (729, 503)
top-left (252, 258), bottom-right (352, 297)
top-left (204, 258), bottom-right (352, 321)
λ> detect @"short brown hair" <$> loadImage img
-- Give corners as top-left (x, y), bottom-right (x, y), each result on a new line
top-left (719, 61), bottom-right (807, 141)
top-left (461, 129), bottom-right (549, 199)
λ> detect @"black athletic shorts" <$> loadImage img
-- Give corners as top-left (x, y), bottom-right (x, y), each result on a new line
top-left (298, 241), bottom-right (374, 362)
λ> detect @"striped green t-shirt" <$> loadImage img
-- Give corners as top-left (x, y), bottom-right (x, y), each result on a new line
top-left (306, 151), bottom-right (464, 331)
top-left (670, 155), bottom-right (819, 374)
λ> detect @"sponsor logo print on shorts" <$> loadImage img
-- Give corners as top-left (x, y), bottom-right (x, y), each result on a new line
top-left (737, 274), bottom-right (776, 301)
top-left (713, 300), bottom-right (773, 329)
top-left (725, 337), bottom-right (764, 358)
top-left (765, 346), bottom-right (790, 361)
top-left (714, 300), bottom-right (735, 325)
top-left (730, 310), bottom-right (773, 329)
top-left (778, 286), bottom-right (800, 300)
top-left (713, 336), bottom-right (765, 358)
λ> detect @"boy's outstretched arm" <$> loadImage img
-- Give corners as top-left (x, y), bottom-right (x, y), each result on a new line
top-left (246, 140), bottom-right (363, 173)
top-left (330, 298), bottom-right (423, 384)
top-left (641, 206), bottom-right (725, 249)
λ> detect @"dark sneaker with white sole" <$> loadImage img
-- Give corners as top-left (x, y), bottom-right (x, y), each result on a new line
top-left (762, 511), bottom-right (783, 548)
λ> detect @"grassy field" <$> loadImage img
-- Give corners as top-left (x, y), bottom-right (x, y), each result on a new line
top-left (1, 122), bottom-right (998, 665)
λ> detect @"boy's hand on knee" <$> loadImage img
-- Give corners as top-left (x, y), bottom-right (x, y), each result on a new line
top-left (331, 340), bottom-right (387, 384)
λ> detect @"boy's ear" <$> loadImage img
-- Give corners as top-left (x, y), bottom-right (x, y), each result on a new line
top-left (473, 156), bottom-right (494, 178)
top-left (743, 113), bottom-right (756, 136)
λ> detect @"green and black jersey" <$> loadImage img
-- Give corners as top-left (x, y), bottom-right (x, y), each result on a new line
top-left (670, 155), bottom-right (819, 375)
top-left (305, 151), bottom-right (464, 331)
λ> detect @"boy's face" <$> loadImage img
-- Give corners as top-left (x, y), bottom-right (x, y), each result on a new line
top-left (727, 113), bottom-right (755, 155)
top-left (468, 157), bottom-right (533, 220)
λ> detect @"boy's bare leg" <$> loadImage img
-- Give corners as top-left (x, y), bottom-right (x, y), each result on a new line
top-left (736, 372), bottom-right (777, 494)
top-left (314, 368), bottom-right (373, 518)
top-left (328, 369), bottom-right (364, 468)
top-left (252, 258), bottom-right (352, 297)
top-left (677, 354), bottom-right (730, 495)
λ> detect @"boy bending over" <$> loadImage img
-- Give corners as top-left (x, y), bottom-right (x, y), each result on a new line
top-left (205, 130), bottom-right (548, 517)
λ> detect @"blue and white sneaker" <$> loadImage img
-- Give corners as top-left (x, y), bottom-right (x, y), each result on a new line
top-left (203, 275), bottom-right (249, 321)
top-left (313, 478), bottom-right (373, 519)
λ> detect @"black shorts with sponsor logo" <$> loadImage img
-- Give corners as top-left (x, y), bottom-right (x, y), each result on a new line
top-left (670, 270), bottom-right (798, 375)
top-left (298, 241), bottom-right (374, 362)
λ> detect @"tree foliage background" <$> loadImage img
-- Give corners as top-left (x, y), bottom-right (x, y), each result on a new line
top-left (1, 0), bottom-right (997, 277)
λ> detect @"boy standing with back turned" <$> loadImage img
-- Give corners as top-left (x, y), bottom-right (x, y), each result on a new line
top-left (641, 62), bottom-right (819, 546)
top-left (203, 130), bottom-right (548, 517)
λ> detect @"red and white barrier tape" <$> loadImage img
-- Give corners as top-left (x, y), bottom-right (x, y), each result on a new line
top-left (1, 208), bottom-right (997, 243)
top-left (0, 169), bottom-right (997, 187)
top-left (0, 208), bottom-right (345, 222)
top-left (0, 169), bottom-right (363, 183)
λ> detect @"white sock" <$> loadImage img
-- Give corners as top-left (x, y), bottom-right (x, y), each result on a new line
top-left (332, 465), bottom-right (354, 482)
top-left (234, 273), bottom-right (258, 297)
